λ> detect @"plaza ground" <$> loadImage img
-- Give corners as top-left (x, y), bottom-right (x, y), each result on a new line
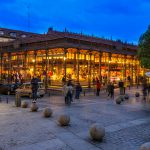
top-left (0, 87), bottom-right (150, 150)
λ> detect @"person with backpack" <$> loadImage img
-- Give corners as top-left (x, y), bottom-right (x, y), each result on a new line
top-left (31, 75), bottom-right (39, 103)
top-left (75, 82), bottom-right (82, 99)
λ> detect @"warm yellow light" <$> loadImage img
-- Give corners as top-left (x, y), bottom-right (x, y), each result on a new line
top-left (64, 57), bottom-right (66, 61)
top-left (30, 68), bottom-right (33, 72)
top-left (32, 59), bottom-right (35, 62)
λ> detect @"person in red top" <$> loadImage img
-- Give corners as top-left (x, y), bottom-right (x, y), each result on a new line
top-left (96, 80), bottom-right (101, 96)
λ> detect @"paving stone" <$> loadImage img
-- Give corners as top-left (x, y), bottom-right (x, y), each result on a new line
top-left (0, 87), bottom-right (150, 150)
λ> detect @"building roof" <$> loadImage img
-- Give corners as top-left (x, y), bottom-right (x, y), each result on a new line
top-left (0, 27), bottom-right (40, 40)
top-left (0, 28), bottom-right (138, 55)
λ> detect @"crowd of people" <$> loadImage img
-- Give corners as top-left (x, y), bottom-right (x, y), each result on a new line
top-left (2, 71), bottom-right (148, 104)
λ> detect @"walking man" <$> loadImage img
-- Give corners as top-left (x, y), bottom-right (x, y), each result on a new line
top-left (31, 75), bottom-right (39, 103)
top-left (96, 80), bottom-right (101, 96)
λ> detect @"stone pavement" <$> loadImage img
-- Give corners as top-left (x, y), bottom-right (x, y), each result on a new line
top-left (0, 87), bottom-right (150, 150)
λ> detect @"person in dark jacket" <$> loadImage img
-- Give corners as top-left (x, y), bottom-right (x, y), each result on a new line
top-left (31, 75), bottom-right (39, 103)
top-left (96, 80), bottom-right (101, 96)
top-left (118, 80), bottom-right (124, 95)
top-left (142, 82), bottom-right (147, 100)
top-left (107, 82), bottom-right (111, 97)
top-left (110, 82), bottom-right (115, 99)
top-left (75, 82), bottom-right (82, 99)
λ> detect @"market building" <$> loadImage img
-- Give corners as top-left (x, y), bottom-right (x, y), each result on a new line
top-left (0, 27), bottom-right (144, 88)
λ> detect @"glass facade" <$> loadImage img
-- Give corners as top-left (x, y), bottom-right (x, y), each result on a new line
top-left (0, 47), bottom-right (144, 87)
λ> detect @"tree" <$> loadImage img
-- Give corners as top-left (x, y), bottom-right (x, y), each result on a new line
top-left (138, 25), bottom-right (150, 69)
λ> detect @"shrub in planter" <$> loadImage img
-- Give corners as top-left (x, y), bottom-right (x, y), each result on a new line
top-left (58, 115), bottom-right (70, 126)
top-left (30, 103), bottom-right (38, 112)
top-left (21, 101), bottom-right (28, 108)
top-left (116, 97), bottom-right (122, 104)
top-left (89, 123), bottom-right (105, 141)
top-left (135, 92), bottom-right (140, 97)
top-left (124, 94), bottom-right (129, 100)
top-left (140, 142), bottom-right (150, 150)
top-left (43, 107), bottom-right (53, 118)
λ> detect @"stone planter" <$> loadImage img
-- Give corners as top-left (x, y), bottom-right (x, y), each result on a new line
top-left (21, 101), bottom-right (28, 108)
top-left (89, 123), bottom-right (105, 141)
top-left (140, 142), bottom-right (150, 150)
top-left (116, 97), bottom-right (122, 104)
top-left (135, 92), bottom-right (140, 97)
top-left (30, 103), bottom-right (38, 112)
top-left (58, 115), bottom-right (70, 126)
top-left (43, 107), bottom-right (53, 118)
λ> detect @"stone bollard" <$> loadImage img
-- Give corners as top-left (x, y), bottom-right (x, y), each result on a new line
top-left (89, 123), bottom-right (105, 141)
top-left (15, 92), bottom-right (21, 107)
top-left (58, 115), bottom-right (70, 126)
top-left (30, 103), bottom-right (38, 112)
top-left (140, 142), bottom-right (150, 150)
top-left (116, 97), bottom-right (122, 104)
top-left (21, 101), bottom-right (28, 108)
top-left (43, 107), bottom-right (53, 118)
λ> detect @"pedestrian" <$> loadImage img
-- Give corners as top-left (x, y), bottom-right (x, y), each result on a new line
top-left (66, 82), bottom-right (73, 104)
top-left (147, 83), bottom-right (150, 95)
top-left (63, 82), bottom-right (67, 104)
top-left (142, 82), bottom-right (147, 100)
top-left (75, 82), bottom-right (82, 99)
top-left (123, 81), bottom-right (127, 95)
top-left (107, 82), bottom-right (111, 97)
top-left (31, 75), bottom-right (39, 103)
top-left (109, 82), bottom-right (115, 99)
top-left (96, 80), bottom-right (101, 96)
top-left (118, 80), bottom-right (124, 95)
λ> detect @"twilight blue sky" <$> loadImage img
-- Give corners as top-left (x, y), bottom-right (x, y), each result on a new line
top-left (0, 0), bottom-right (150, 44)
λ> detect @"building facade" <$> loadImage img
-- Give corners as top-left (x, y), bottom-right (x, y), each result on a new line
top-left (0, 28), bottom-right (144, 87)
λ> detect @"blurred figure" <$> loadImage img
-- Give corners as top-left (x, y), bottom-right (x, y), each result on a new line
top-left (96, 80), bottom-right (101, 96)
top-left (63, 82), bottom-right (67, 104)
top-left (107, 82), bottom-right (111, 96)
top-left (31, 75), bottom-right (39, 103)
top-left (110, 82), bottom-right (115, 99)
top-left (66, 81), bottom-right (73, 104)
top-left (142, 81), bottom-right (147, 100)
top-left (75, 82), bottom-right (82, 99)
top-left (118, 80), bottom-right (124, 95)
top-left (147, 83), bottom-right (150, 95)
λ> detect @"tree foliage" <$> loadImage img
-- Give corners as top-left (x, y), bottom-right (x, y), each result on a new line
top-left (138, 25), bottom-right (150, 68)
